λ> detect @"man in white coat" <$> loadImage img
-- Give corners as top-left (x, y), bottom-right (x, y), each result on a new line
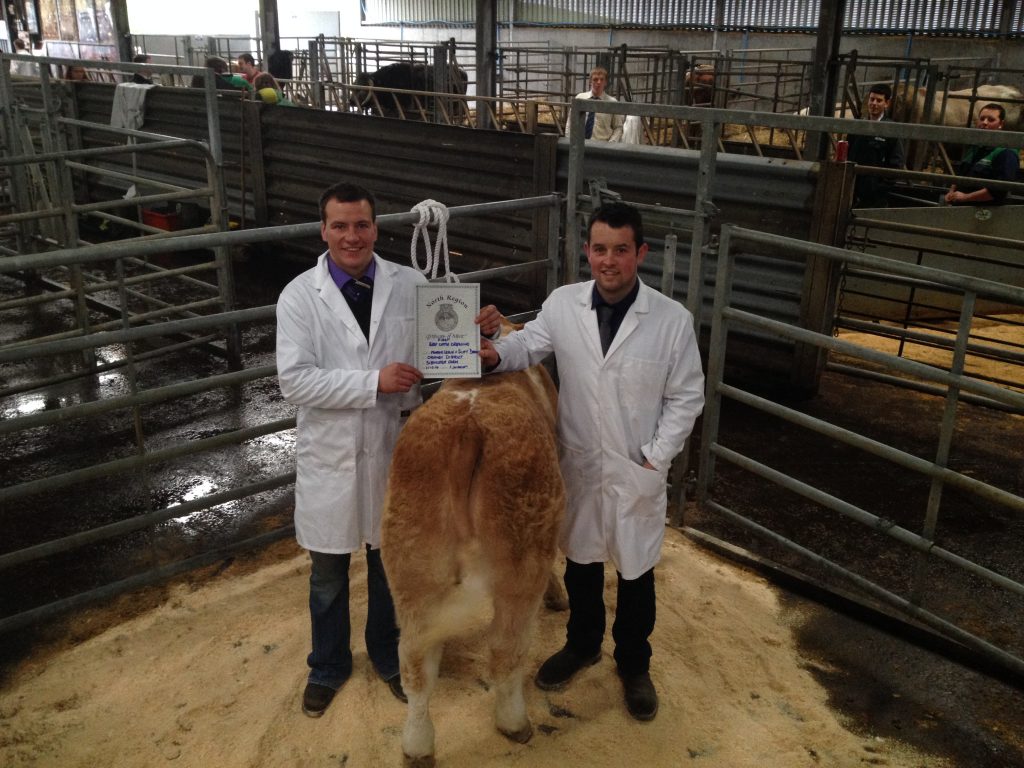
top-left (479, 202), bottom-right (705, 721)
top-left (276, 183), bottom-right (426, 717)
top-left (565, 66), bottom-right (625, 142)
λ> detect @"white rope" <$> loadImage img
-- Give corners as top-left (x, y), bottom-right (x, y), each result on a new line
top-left (409, 199), bottom-right (458, 283)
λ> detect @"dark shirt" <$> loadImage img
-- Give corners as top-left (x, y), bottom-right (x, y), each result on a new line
top-left (954, 145), bottom-right (1020, 205)
top-left (847, 116), bottom-right (905, 208)
top-left (591, 278), bottom-right (640, 348)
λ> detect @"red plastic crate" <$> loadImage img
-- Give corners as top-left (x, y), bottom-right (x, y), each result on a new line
top-left (141, 207), bottom-right (182, 231)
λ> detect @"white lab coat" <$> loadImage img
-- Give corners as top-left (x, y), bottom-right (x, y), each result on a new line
top-left (493, 280), bottom-right (704, 579)
top-left (276, 252), bottom-right (426, 554)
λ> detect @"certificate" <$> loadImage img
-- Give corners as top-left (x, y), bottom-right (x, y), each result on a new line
top-left (416, 283), bottom-right (481, 378)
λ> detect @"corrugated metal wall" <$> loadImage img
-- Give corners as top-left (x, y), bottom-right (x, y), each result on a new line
top-left (363, 0), bottom-right (1017, 35)
top-left (65, 83), bottom-right (554, 314)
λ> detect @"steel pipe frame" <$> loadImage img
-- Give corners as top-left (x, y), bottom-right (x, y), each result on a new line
top-left (0, 193), bottom-right (562, 634)
top-left (699, 222), bottom-right (1024, 677)
top-left (0, 526), bottom-right (295, 636)
top-left (0, 195), bottom-right (561, 275)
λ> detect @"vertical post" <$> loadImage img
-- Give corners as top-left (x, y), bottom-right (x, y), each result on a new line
top-left (308, 39), bottom-right (323, 110)
top-left (807, 0), bottom-right (846, 160)
top-left (911, 291), bottom-right (976, 604)
top-left (475, 0), bottom-right (497, 129)
top-left (0, 53), bottom-right (33, 255)
top-left (697, 224), bottom-right (738, 508)
top-left (109, 0), bottom-right (133, 63)
top-left (564, 98), bottom-right (586, 285)
top-left (203, 69), bottom-right (241, 371)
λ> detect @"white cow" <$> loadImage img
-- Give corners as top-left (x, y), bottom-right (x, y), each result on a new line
top-left (894, 84), bottom-right (1023, 130)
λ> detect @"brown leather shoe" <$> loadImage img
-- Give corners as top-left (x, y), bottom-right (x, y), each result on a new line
top-left (534, 646), bottom-right (602, 691)
top-left (620, 671), bottom-right (658, 721)
top-left (302, 682), bottom-right (337, 717)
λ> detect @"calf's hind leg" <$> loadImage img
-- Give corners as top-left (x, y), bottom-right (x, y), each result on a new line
top-left (400, 637), bottom-right (443, 767)
top-left (488, 582), bottom-right (546, 743)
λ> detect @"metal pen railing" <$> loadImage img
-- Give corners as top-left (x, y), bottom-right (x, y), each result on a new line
top-left (699, 223), bottom-right (1024, 678)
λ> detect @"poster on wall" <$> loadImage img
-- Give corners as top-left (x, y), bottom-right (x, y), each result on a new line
top-left (24, 0), bottom-right (39, 34)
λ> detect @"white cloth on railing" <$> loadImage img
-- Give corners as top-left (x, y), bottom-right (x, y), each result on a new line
top-left (622, 115), bottom-right (643, 144)
top-left (110, 83), bottom-right (157, 130)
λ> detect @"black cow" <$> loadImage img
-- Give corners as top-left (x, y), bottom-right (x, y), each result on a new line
top-left (350, 61), bottom-right (468, 123)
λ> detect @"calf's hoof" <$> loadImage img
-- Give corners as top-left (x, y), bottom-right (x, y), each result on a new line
top-left (403, 754), bottom-right (436, 768)
top-left (499, 722), bottom-right (533, 744)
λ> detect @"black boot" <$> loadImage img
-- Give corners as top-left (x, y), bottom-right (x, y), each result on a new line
top-left (620, 671), bottom-right (658, 721)
top-left (535, 645), bottom-right (602, 691)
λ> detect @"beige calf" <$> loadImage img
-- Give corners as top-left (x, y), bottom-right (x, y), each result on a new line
top-left (382, 360), bottom-right (565, 767)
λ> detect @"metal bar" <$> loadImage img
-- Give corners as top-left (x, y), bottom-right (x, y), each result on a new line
top-left (0, 364), bottom-right (277, 434)
top-left (702, 498), bottom-right (1024, 678)
top-left (853, 216), bottom-right (1024, 250)
top-left (0, 417), bottom-right (296, 505)
top-left (725, 226), bottom-right (1024, 305)
top-left (0, 526), bottom-right (295, 636)
top-left (725, 306), bottom-right (1024, 410)
top-left (0, 335), bottom-right (223, 400)
top-left (824, 362), bottom-right (1023, 414)
top-left (837, 317), bottom-right (1024, 368)
top-left (0, 306), bottom-right (275, 364)
top-left (2, 195), bottom-right (561, 274)
top-left (1, 139), bottom-right (199, 167)
top-left (717, 383), bottom-right (1024, 512)
top-left (0, 472), bottom-right (295, 571)
top-left (709, 444), bottom-right (1024, 598)
top-left (63, 159), bottom-right (203, 193)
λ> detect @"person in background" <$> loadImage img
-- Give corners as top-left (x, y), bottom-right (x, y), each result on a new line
top-left (267, 43), bottom-right (294, 83)
top-left (565, 66), bottom-right (624, 142)
top-left (846, 83), bottom-right (905, 207)
top-left (190, 56), bottom-right (249, 91)
top-left (945, 103), bottom-right (1020, 206)
top-left (131, 53), bottom-right (153, 85)
top-left (478, 201), bottom-right (705, 722)
top-left (10, 38), bottom-right (39, 77)
top-left (236, 52), bottom-right (260, 83)
top-left (253, 71), bottom-right (292, 105)
top-left (64, 65), bottom-right (90, 81)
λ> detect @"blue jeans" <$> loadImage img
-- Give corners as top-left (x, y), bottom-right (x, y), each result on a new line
top-left (307, 545), bottom-right (400, 689)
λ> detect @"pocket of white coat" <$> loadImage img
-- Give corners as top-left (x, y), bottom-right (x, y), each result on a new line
top-left (619, 357), bottom-right (669, 410)
top-left (618, 459), bottom-right (668, 519)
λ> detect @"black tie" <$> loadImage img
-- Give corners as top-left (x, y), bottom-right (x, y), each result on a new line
top-left (342, 277), bottom-right (373, 339)
top-left (585, 110), bottom-right (595, 139)
top-left (597, 304), bottom-right (614, 355)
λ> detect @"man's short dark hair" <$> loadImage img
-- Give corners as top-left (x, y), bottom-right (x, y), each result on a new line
top-left (319, 183), bottom-right (376, 222)
top-left (132, 53), bottom-right (150, 64)
top-left (205, 56), bottom-right (229, 74)
top-left (979, 102), bottom-right (1006, 121)
top-left (868, 83), bottom-right (892, 100)
top-left (238, 53), bottom-right (255, 66)
top-left (587, 202), bottom-right (645, 248)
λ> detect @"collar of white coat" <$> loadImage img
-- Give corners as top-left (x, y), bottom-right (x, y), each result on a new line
top-left (314, 251), bottom-right (394, 342)
top-left (578, 278), bottom-right (652, 313)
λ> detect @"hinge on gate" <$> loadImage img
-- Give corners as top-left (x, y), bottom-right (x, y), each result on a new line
top-left (587, 178), bottom-right (621, 211)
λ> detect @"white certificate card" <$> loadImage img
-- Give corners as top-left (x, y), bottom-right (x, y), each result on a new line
top-left (416, 283), bottom-right (481, 378)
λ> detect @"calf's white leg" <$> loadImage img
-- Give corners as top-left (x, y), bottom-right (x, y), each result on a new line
top-left (401, 640), bottom-right (443, 767)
